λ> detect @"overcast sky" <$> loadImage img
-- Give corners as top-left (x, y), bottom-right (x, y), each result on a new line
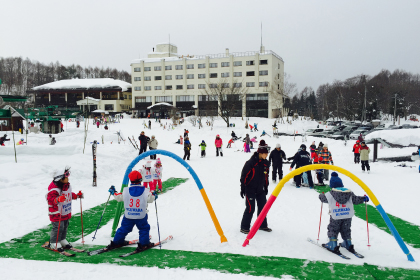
top-left (1, 0), bottom-right (419, 93)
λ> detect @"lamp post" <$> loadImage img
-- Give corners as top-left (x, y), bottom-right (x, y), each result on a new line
top-left (393, 93), bottom-right (398, 125)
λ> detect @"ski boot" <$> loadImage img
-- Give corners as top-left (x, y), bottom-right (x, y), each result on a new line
top-left (259, 227), bottom-right (272, 232)
top-left (136, 242), bottom-right (154, 252)
top-left (60, 239), bottom-right (72, 249)
top-left (340, 239), bottom-right (356, 254)
top-left (47, 242), bottom-right (64, 252)
top-left (240, 228), bottom-right (250, 234)
top-left (322, 237), bottom-right (341, 254)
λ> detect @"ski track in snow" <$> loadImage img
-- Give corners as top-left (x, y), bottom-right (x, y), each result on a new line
top-left (1, 116), bottom-right (420, 278)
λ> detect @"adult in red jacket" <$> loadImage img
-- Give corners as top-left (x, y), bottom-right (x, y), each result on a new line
top-left (353, 140), bottom-right (361, 164)
top-left (215, 134), bottom-right (223, 157)
top-left (46, 167), bottom-right (83, 251)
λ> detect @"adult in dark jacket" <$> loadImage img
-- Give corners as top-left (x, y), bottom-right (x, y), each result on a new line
top-left (268, 143), bottom-right (286, 182)
top-left (240, 140), bottom-right (271, 234)
top-left (183, 137), bottom-right (191, 160)
top-left (148, 120), bottom-right (151, 129)
top-left (138, 131), bottom-right (150, 155)
top-left (0, 134), bottom-right (10, 146)
top-left (231, 131), bottom-right (239, 140)
top-left (290, 144), bottom-right (314, 188)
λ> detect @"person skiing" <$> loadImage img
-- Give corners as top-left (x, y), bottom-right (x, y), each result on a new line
top-left (227, 138), bottom-right (234, 148)
top-left (183, 136), bottom-right (191, 160)
top-left (353, 140), bottom-right (361, 164)
top-left (140, 161), bottom-right (154, 190)
top-left (107, 171), bottom-right (157, 252)
top-left (359, 141), bottom-right (370, 173)
top-left (250, 136), bottom-right (257, 149)
top-left (319, 143), bottom-right (334, 181)
top-left (147, 135), bottom-right (158, 160)
top-left (215, 134), bottom-right (223, 157)
top-left (51, 137), bottom-right (57, 145)
top-left (96, 120), bottom-right (100, 128)
top-left (17, 138), bottom-right (26, 145)
top-left (60, 121), bottom-right (64, 132)
top-left (260, 130), bottom-right (267, 137)
top-left (253, 123), bottom-right (259, 131)
top-left (249, 124), bottom-right (254, 132)
top-left (148, 120), bottom-right (151, 129)
top-left (244, 134), bottom-right (251, 153)
top-left (289, 144), bottom-right (314, 188)
top-left (76, 120), bottom-right (80, 128)
top-left (231, 131), bottom-right (239, 140)
top-left (318, 172), bottom-right (369, 255)
top-left (199, 140), bottom-right (207, 157)
top-left (46, 166), bottom-right (83, 251)
top-left (138, 131), bottom-right (150, 155)
top-left (269, 144), bottom-right (286, 183)
top-left (152, 159), bottom-right (163, 193)
top-left (1, 134), bottom-right (10, 146)
top-left (240, 140), bottom-right (271, 234)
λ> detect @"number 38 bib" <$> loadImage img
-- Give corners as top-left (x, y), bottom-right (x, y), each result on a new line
top-left (123, 187), bottom-right (148, 219)
top-left (325, 192), bottom-right (354, 220)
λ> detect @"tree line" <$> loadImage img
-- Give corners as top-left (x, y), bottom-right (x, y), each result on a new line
top-left (286, 69), bottom-right (420, 121)
top-left (0, 56), bottom-right (131, 96)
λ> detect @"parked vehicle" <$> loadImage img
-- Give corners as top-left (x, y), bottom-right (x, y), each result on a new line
top-left (401, 124), bottom-right (418, 129)
top-left (328, 131), bottom-right (347, 140)
top-left (307, 129), bottom-right (324, 136)
top-left (349, 127), bottom-right (372, 140)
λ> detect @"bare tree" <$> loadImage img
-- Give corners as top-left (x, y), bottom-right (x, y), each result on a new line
top-left (189, 115), bottom-right (197, 127)
top-left (201, 79), bottom-right (248, 127)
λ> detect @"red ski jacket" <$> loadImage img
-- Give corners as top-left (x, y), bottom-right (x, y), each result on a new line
top-left (46, 181), bottom-right (77, 222)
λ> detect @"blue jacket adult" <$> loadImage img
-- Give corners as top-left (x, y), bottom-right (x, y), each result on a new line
top-left (290, 149), bottom-right (311, 169)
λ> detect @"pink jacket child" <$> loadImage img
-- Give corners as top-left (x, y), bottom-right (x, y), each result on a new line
top-left (152, 159), bottom-right (163, 192)
top-left (46, 167), bottom-right (83, 251)
top-left (215, 134), bottom-right (223, 157)
top-left (140, 161), bottom-right (154, 190)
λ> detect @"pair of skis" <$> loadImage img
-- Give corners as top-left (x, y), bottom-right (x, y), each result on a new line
top-left (87, 235), bottom-right (173, 258)
top-left (307, 238), bottom-right (364, 259)
top-left (41, 242), bottom-right (85, 257)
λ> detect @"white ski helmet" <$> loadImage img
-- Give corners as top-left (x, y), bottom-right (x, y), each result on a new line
top-left (52, 166), bottom-right (71, 182)
top-left (145, 161), bottom-right (152, 168)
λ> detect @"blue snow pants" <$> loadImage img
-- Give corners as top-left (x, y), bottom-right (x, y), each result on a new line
top-left (113, 215), bottom-right (150, 246)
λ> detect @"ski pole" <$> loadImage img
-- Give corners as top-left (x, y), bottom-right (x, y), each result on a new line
top-left (154, 193), bottom-right (161, 249)
top-left (55, 202), bottom-right (63, 250)
top-left (365, 195), bottom-right (371, 248)
top-left (317, 192), bottom-right (324, 242)
top-left (92, 192), bottom-right (112, 241)
top-left (78, 191), bottom-right (85, 245)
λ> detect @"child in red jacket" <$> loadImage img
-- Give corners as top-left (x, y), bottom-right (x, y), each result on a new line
top-left (46, 167), bottom-right (83, 251)
top-left (353, 140), bottom-right (361, 164)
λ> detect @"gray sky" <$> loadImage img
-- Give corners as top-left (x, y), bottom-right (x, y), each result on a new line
top-left (1, 0), bottom-right (419, 93)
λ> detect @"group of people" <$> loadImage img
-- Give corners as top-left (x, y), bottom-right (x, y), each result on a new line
top-left (138, 131), bottom-right (158, 159)
top-left (352, 140), bottom-right (371, 172)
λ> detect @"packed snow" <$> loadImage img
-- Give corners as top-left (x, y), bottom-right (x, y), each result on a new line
top-left (32, 78), bottom-right (132, 92)
top-left (1, 116), bottom-right (419, 279)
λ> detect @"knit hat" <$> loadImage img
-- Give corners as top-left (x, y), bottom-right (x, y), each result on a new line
top-left (323, 143), bottom-right (328, 149)
top-left (276, 143), bottom-right (281, 148)
top-left (216, 134), bottom-right (220, 137)
top-left (202, 140), bottom-right (205, 143)
top-left (329, 172), bottom-right (344, 188)
top-left (257, 140), bottom-right (269, 154)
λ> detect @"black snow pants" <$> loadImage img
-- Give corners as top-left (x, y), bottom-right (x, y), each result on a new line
top-left (354, 153), bottom-right (360, 164)
top-left (183, 150), bottom-right (190, 160)
top-left (271, 164), bottom-right (283, 181)
top-left (139, 145), bottom-right (147, 155)
top-left (361, 160), bottom-right (370, 171)
top-left (295, 170), bottom-right (314, 187)
top-left (241, 191), bottom-right (268, 230)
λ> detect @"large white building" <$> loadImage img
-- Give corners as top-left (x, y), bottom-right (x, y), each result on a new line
top-left (131, 43), bottom-right (285, 118)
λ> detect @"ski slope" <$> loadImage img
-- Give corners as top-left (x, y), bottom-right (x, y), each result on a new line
top-left (0, 116), bottom-right (419, 279)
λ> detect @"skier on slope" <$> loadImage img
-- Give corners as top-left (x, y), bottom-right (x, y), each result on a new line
top-left (318, 172), bottom-right (369, 255)
top-left (46, 167), bottom-right (83, 251)
top-left (215, 134), bottom-right (223, 157)
top-left (240, 140), bottom-right (271, 234)
top-left (268, 143), bottom-right (286, 183)
top-left (107, 171), bottom-right (157, 252)
top-left (183, 137), bottom-right (191, 160)
top-left (0, 134), bottom-right (10, 146)
top-left (353, 140), bottom-right (361, 164)
top-left (140, 161), bottom-right (154, 190)
top-left (152, 159), bottom-right (163, 193)
top-left (199, 140), bottom-right (207, 157)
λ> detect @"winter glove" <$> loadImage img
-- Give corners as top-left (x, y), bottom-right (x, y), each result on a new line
top-left (240, 189), bottom-right (245, 199)
top-left (55, 195), bottom-right (66, 203)
top-left (109, 185), bottom-right (116, 195)
top-left (364, 195), bottom-right (370, 203)
top-left (352, 148), bottom-right (355, 152)
top-left (152, 191), bottom-right (158, 200)
top-left (77, 191), bottom-right (84, 199)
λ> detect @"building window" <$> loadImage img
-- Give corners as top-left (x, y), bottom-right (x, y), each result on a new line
top-left (187, 74), bottom-right (194, 79)
top-left (221, 62), bottom-right (229, 67)
top-left (278, 63), bottom-right (280, 69)
top-left (259, 82), bottom-right (269, 87)
top-left (134, 77), bottom-right (141, 81)
top-left (165, 75), bottom-right (172, 80)
top-left (221, 72), bottom-right (229, 78)
top-left (222, 83), bottom-right (230, 88)
top-left (134, 86), bottom-right (141, 91)
top-left (209, 84), bottom-right (217, 88)
top-left (176, 75), bottom-right (183, 80)
top-left (166, 85), bottom-right (172, 90)
top-left (154, 66), bottom-right (161, 71)
top-left (199, 95), bottom-right (218, 101)
top-left (198, 74), bottom-right (206, 79)
top-left (278, 84), bottom-right (280, 90)
top-left (246, 82), bottom-right (255, 87)
top-left (234, 61), bottom-right (242, 66)
top-left (176, 95), bottom-right (194, 102)
top-left (136, 96), bottom-right (151, 103)
top-left (144, 67), bottom-right (151, 71)
top-left (259, 70), bottom-right (268, 76)
top-left (246, 71), bottom-right (255, 76)
top-left (233, 72), bottom-right (242, 77)
top-left (176, 65), bottom-right (183, 70)
top-left (104, 104), bottom-right (114, 110)
top-left (187, 84), bottom-right (194, 89)
top-left (198, 63), bottom-right (206, 69)
top-left (259, 60), bottom-right (268, 65)
top-left (187, 64), bottom-right (194, 69)
top-left (156, 96), bottom-right (172, 102)
top-left (234, 83), bottom-right (242, 88)
top-left (145, 86), bottom-right (151, 91)
top-left (198, 84), bottom-right (206, 89)
top-left (155, 76), bottom-right (162, 80)
top-left (134, 67), bottom-right (141, 72)
top-left (144, 76), bottom-right (151, 81)
top-left (209, 63), bottom-right (218, 68)
top-left (165, 65), bottom-right (172, 70)
top-left (210, 73), bottom-right (217, 78)
top-left (176, 85), bottom-right (183, 90)
top-left (246, 61), bottom-right (255, 66)
top-left (246, 93), bottom-right (268, 101)
top-left (155, 86), bottom-right (162, 90)
top-left (278, 73), bottom-right (280, 79)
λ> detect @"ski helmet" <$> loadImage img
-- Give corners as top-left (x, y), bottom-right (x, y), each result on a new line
top-left (4, 134), bottom-right (7, 137)
top-left (145, 161), bottom-right (152, 168)
top-left (300, 144), bottom-right (306, 150)
top-left (53, 166), bottom-right (71, 182)
top-left (128, 170), bottom-right (142, 183)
